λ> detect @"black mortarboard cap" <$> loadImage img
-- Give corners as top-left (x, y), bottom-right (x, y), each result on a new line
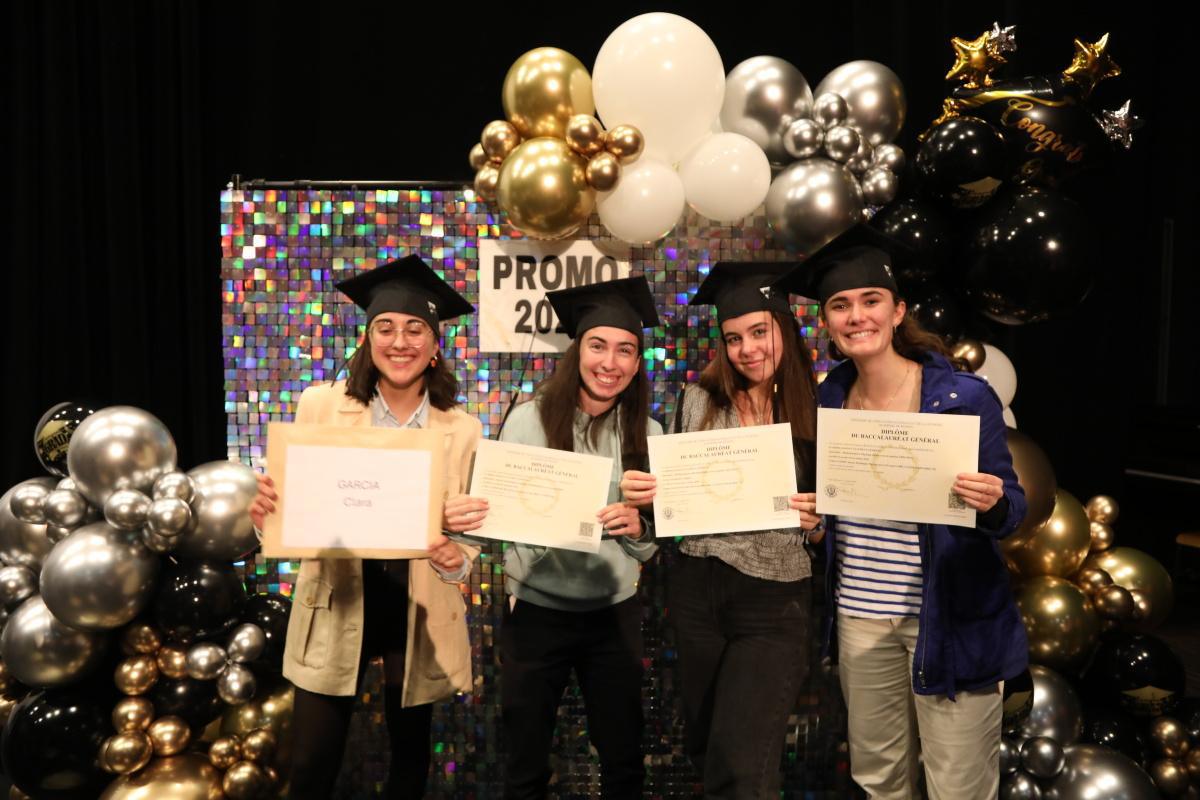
top-left (335, 254), bottom-right (474, 327)
top-left (546, 276), bottom-right (660, 339)
top-left (689, 262), bottom-right (794, 324)
top-left (772, 224), bottom-right (912, 305)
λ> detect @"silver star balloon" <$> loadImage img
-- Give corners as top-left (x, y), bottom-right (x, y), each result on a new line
top-left (989, 22), bottom-right (1018, 56)
top-left (1099, 100), bottom-right (1139, 150)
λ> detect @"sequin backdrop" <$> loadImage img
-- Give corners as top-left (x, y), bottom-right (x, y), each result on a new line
top-left (221, 187), bottom-right (852, 798)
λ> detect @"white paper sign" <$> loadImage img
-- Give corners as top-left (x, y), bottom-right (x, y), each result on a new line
top-left (281, 444), bottom-right (433, 551)
top-left (478, 239), bottom-right (630, 352)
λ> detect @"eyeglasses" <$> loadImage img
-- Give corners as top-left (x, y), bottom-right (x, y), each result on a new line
top-left (369, 320), bottom-right (432, 346)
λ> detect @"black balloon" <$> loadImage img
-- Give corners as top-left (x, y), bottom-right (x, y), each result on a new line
top-left (1, 688), bottom-right (113, 798)
top-left (150, 676), bottom-right (225, 729)
top-left (915, 116), bottom-right (1008, 209)
top-left (901, 280), bottom-right (964, 340)
top-left (33, 401), bottom-right (99, 477)
top-left (1081, 632), bottom-right (1185, 718)
top-left (1081, 706), bottom-right (1148, 765)
top-left (153, 559), bottom-right (247, 644)
top-left (868, 197), bottom-right (953, 282)
top-left (241, 593), bottom-right (292, 670)
top-left (1171, 696), bottom-right (1200, 744)
top-left (1003, 668), bottom-right (1034, 730)
top-left (960, 187), bottom-right (1095, 325)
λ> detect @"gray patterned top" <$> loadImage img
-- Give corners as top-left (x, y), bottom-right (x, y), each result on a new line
top-left (672, 386), bottom-right (811, 582)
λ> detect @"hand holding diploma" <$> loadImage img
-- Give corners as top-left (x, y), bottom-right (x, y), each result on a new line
top-left (952, 472), bottom-right (1004, 513)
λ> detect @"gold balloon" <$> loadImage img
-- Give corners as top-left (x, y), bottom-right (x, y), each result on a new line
top-left (1093, 584), bottom-right (1135, 621)
top-left (1185, 748), bottom-right (1200, 781)
top-left (1001, 489), bottom-right (1091, 579)
top-left (263, 766), bottom-right (280, 788)
top-left (149, 715), bottom-right (192, 757)
top-left (0, 659), bottom-right (15, 694)
top-left (1151, 717), bottom-right (1191, 759)
top-left (473, 164), bottom-right (500, 203)
top-left (952, 338), bottom-right (987, 371)
top-left (1086, 495), bottom-right (1119, 524)
top-left (223, 761), bottom-right (271, 800)
top-left (1150, 758), bottom-right (1190, 797)
top-left (1075, 567), bottom-right (1113, 595)
top-left (9, 787), bottom-right (31, 800)
top-left (0, 693), bottom-right (20, 729)
top-left (120, 623), bottom-right (162, 656)
top-left (1014, 575), bottom-right (1100, 673)
top-left (1004, 429), bottom-right (1057, 533)
top-left (1089, 521), bottom-right (1115, 552)
top-left (101, 732), bottom-right (154, 775)
top-left (496, 138), bottom-right (593, 240)
top-left (501, 47), bottom-right (594, 140)
top-left (222, 677), bottom-right (294, 771)
top-left (209, 736), bottom-right (242, 770)
top-left (468, 143), bottom-right (488, 172)
top-left (115, 655), bottom-right (160, 696)
top-left (1082, 547), bottom-right (1174, 631)
top-left (565, 114), bottom-right (606, 157)
top-left (113, 696), bottom-right (156, 733)
top-left (99, 753), bottom-right (225, 800)
top-left (157, 646), bottom-right (188, 680)
top-left (605, 125), bottom-right (645, 165)
top-left (480, 119), bottom-right (521, 164)
top-left (585, 152), bottom-right (621, 192)
top-left (241, 728), bottom-right (278, 765)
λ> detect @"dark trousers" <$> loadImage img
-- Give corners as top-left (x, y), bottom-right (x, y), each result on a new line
top-left (500, 596), bottom-right (645, 799)
top-left (668, 554), bottom-right (812, 800)
top-left (287, 560), bottom-right (433, 800)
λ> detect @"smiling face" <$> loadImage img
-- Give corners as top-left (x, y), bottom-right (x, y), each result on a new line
top-left (576, 325), bottom-right (641, 416)
top-left (823, 287), bottom-right (907, 361)
top-left (368, 312), bottom-right (438, 392)
top-left (720, 311), bottom-right (784, 389)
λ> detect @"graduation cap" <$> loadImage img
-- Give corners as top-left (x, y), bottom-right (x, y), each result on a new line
top-left (772, 225), bottom-right (912, 305)
top-left (546, 276), bottom-right (660, 339)
top-left (335, 254), bottom-right (474, 327)
top-left (689, 262), bottom-right (794, 324)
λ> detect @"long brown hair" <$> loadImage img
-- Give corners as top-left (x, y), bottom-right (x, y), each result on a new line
top-left (531, 338), bottom-right (651, 471)
top-left (697, 310), bottom-right (817, 441)
top-left (341, 334), bottom-right (459, 410)
top-left (823, 291), bottom-right (965, 369)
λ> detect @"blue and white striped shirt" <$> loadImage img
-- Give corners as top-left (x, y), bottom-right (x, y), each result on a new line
top-left (834, 516), bottom-right (924, 619)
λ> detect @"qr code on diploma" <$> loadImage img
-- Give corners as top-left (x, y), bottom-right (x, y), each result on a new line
top-left (578, 522), bottom-right (595, 539)
top-left (948, 491), bottom-right (967, 510)
top-left (773, 496), bottom-right (789, 512)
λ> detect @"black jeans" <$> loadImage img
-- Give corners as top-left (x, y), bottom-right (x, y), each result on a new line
top-left (668, 553), bottom-right (812, 799)
top-left (287, 560), bottom-right (433, 799)
top-left (500, 596), bottom-right (645, 799)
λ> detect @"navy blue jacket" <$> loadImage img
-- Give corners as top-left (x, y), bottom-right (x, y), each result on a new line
top-left (819, 351), bottom-right (1029, 698)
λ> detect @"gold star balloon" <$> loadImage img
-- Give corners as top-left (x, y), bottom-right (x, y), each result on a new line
top-left (1062, 33), bottom-right (1121, 97)
top-left (945, 22), bottom-right (1016, 88)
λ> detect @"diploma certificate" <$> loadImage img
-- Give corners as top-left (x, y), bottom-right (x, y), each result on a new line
top-left (816, 407), bottom-right (979, 526)
top-left (467, 438), bottom-right (613, 554)
top-left (647, 423), bottom-right (799, 537)
top-left (261, 422), bottom-right (446, 559)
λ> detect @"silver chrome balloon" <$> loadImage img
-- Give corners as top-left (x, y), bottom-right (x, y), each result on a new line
top-left (43, 488), bottom-right (89, 529)
top-left (174, 461), bottom-right (260, 561)
top-left (861, 167), bottom-right (899, 206)
top-left (720, 56), bottom-right (814, 164)
top-left (1000, 738), bottom-right (1021, 775)
top-left (1048, 744), bottom-right (1159, 800)
top-left (814, 60), bottom-right (907, 145)
top-left (104, 489), bottom-right (153, 531)
top-left (0, 478), bottom-right (57, 568)
top-left (10, 482), bottom-right (51, 524)
top-left (1021, 736), bottom-right (1066, 779)
top-left (56, 477), bottom-right (78, 492)
top-left (1012, 665), bottom-right (1083, 747)
top-left (0, 565), bottom-right (38, 610)
top-left (39, 521), bottom-right (160, 631)
top-left (46, 525), bottom-right (73, 544)
top-left (66, 406), bottom-right (177, 507)
top-left (152, 472), bottom-right (195, 504)
top-left (141, 527), bottom-right (178, 554)
top-left (872, 142), bottom-right (907, 172)
top-left (822, 125), bottom-right (862, 163)
top-left (782, 118), bottom-right (824, 160)
top-left (845, 138), bottom-right (875, 175)
top-left (812, 92), bottom-right (849, 129)
top-left (146, 498), bottom-right (192, 538)
top-left (0, 595), bottom-right (108, 687)
top-left (765, 158), bottom-right (864, 256)
top-left (1001, 770), bottom-right (1043, 800)
top-left (185, 643), bottom-right (228, 681)
top-left (226, 623), bottom-right (267, 664)
top-left (217, 663), bottom-right (258, 705)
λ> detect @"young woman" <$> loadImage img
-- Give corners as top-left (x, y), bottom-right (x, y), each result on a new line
top-left (774, 226), bottom-right (1028, 800)
top-left (444, 276), bottom-right (660, 800)
top-left (249, 254), bottom-right (480, 799)
top-left (619, 262), bottom-right (821, 798)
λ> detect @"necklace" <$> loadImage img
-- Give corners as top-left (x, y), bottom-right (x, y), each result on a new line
top-left (738, 392), bottom-right (770, 426)
top-left (854, 362), bottom-right (913, 411)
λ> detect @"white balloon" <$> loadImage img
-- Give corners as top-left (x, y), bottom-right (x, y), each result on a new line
top-left (596, 157), bottom-right (686, 244)
top-left (593, 13), bottom-right (725, 164)
top-left (678, 133), bottom-right (771, 222)
top-left (1003, 407), bottom-right (1017, 429)
top-left (978, 344), bottom-right (1018, 407)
